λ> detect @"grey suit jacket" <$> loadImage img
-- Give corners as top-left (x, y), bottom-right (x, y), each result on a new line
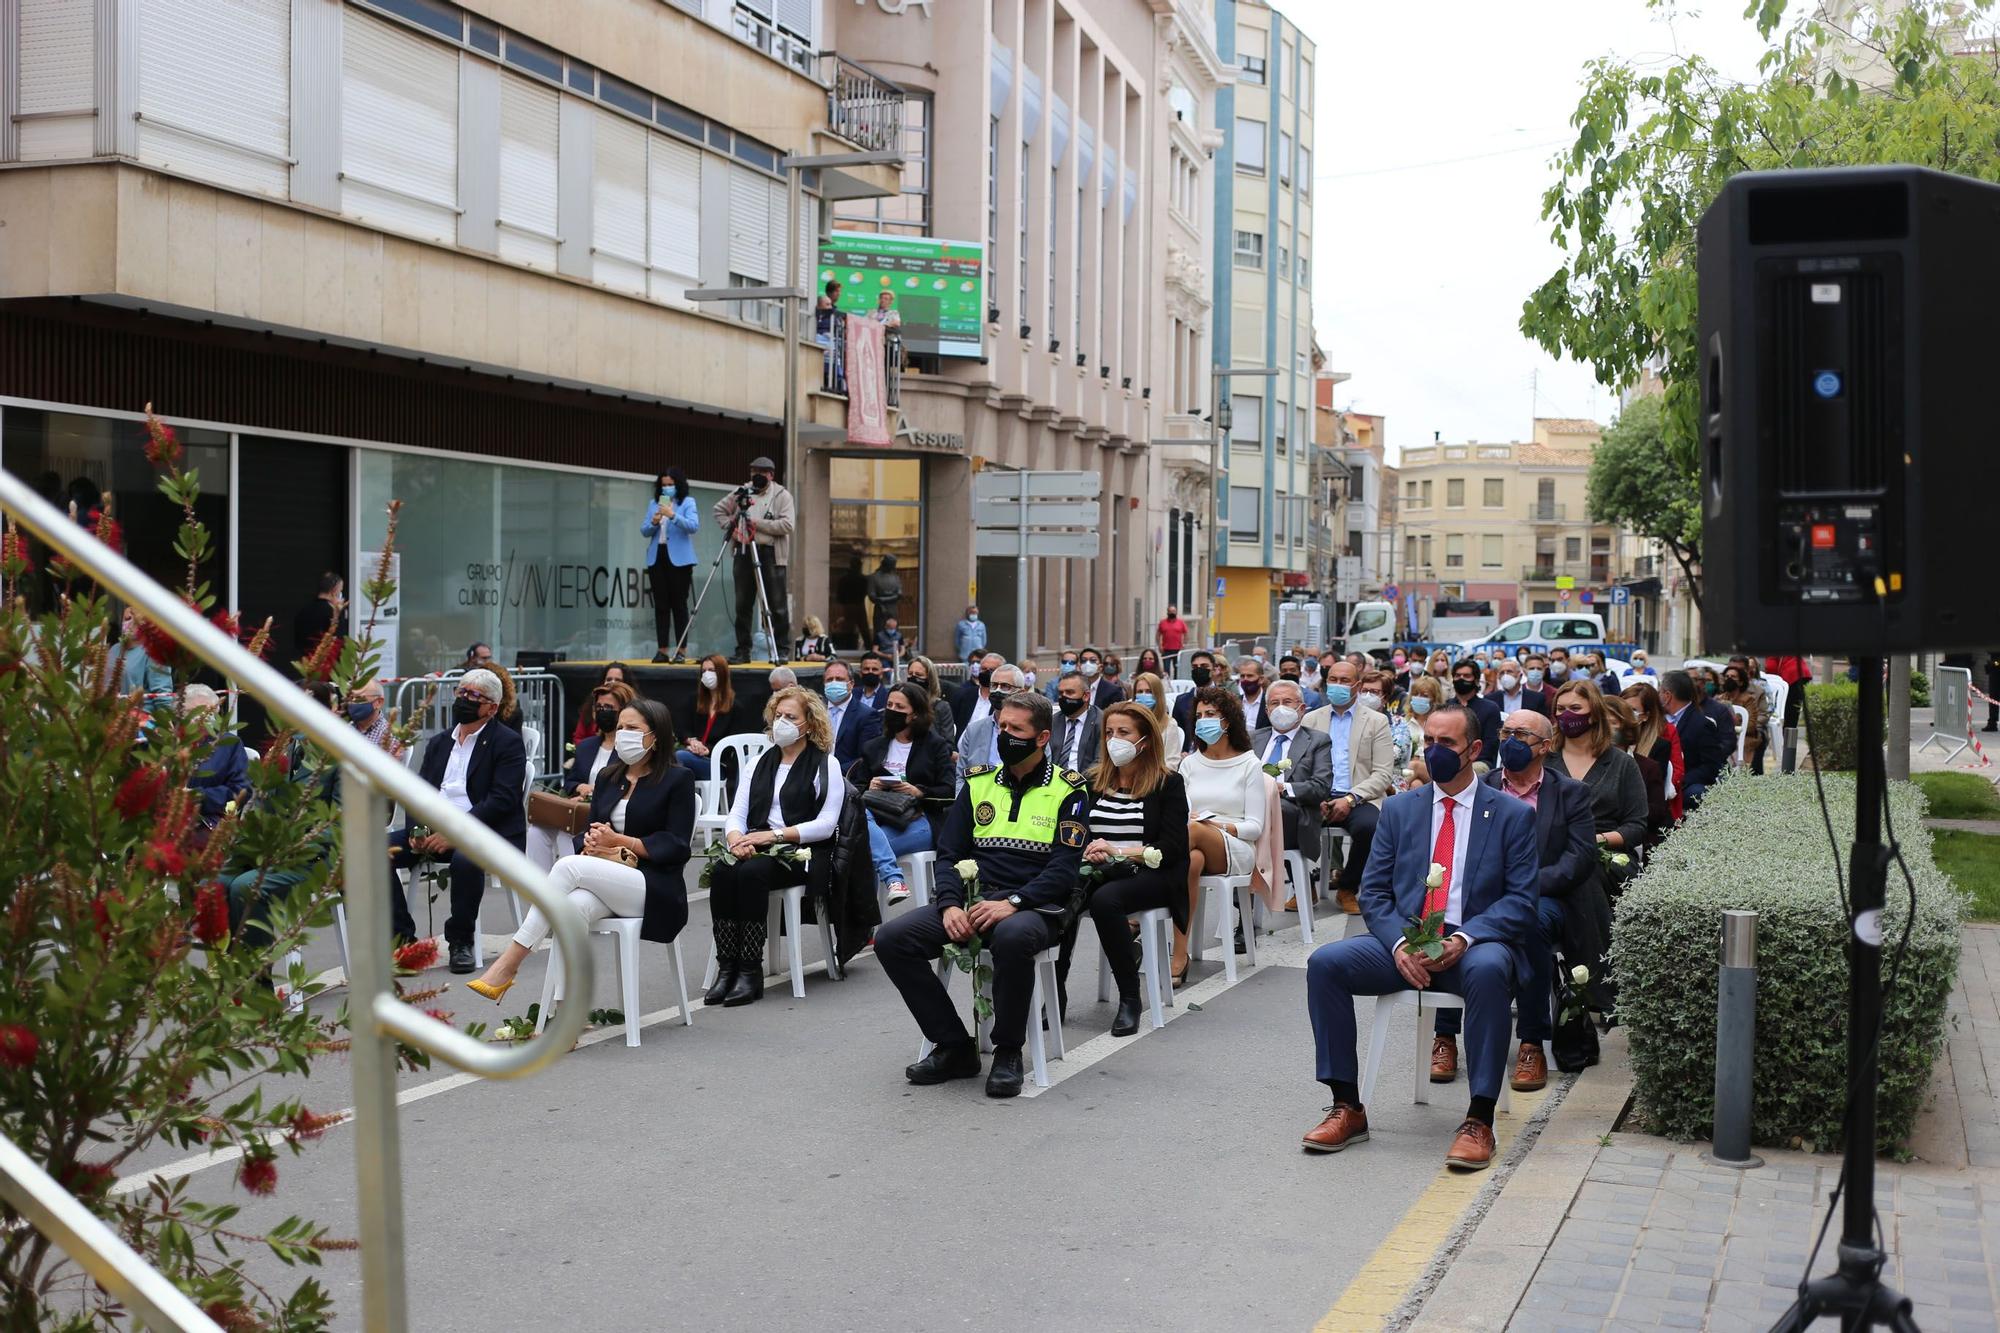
top-left (1052, 704), bottom-right (1102, 774)
top-left (1251, 724), bottom-right (1333, 857)
top-left (1301, 703), bottom-right (1398, 805)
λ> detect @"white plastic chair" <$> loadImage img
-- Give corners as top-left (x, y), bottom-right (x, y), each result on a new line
top-left (697, 735), bottom-right (773, 847)
top-left (890, 850), bottom-right (936, 917)
top-left (700, 883), bottom-right (840, 1000)
top-left (1095, 906), bottom-right (1173, 1030)
top-left (1728, 704), bottom-right (1750, 767)
top-left (536, 917), bottom-right (692, 1048)
top-left (1281, 849), bottom-right (1316, 945)
top-left (1359, 990), bottom-right (1512, 1113)
top-left (277, 948), bottom-right (305, 1014)
top-left (918, 946), bottom-right (1065, 1087)
top-left (1188, 873), bottom-right (1258, 984)
top-left (521, 724), bottom-right (543, 780)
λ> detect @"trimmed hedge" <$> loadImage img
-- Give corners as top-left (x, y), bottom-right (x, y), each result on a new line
top-left (1612, 774), bottom-right (1962, 1152)
top-left (1803, 680), bottom-right (1882, 772)
top-left (1911, 670), bottom-right (1931, 709)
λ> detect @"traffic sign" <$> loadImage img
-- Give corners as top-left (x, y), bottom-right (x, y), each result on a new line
top-left (1215, 576), bottom-right (1226, 596)
top-left (1579, 589), bottom-right (1595, 605)
top-left (973, 498), bottom-right (1099, 528)
top-left (1609, 586), bottom-right (1631, 606)
top-left (1554, 575), bottom-right (1575, 590)
top-left (1335, 555), bottom-right (1361, 604)
top-left (972, 470), bottom-right (1102, 501)
top-left (974, 528), bottom-right (1100, 559)
top-left (1383, 583), bottom-right (1399, 600)
top-left (1558, 588), bottom-right (1571, 603)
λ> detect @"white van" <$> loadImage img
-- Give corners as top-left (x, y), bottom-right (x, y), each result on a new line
top-left (1342, 601), bottom-right (1395, 660)
top-left (1463, 612), bottom-right (1607, 658)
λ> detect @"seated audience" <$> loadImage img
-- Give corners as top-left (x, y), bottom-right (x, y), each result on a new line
top-left (570, 663), bottom-right (631, 743)
top-left (347, 677), bottom-right (402, 759)
top-left (904, 655), bottom-right (956, 747)
top-left (1606, 695), bottom-right (1671, 851)
top-left (1171, 650), bottom-right (1218, 750)
top-left (530, 681), bottom-right (634, 872)
top-left (1129, 671), bottom-right (1185, 766)
top-left (822, 657), bottom-right (884, 772)
top-left (1302, 660), bottom-right (1395, 914)
top-left (1450, 659), bottom-right (1502, 761)
top-left (1051, 670), bottom-right (1103, 775)
top-left (1719, 662), bottom-right (1768, 775)
top-left (950, 651), bottom-right (1007, 732)
top-left (1252, 677), bottom-right (1332, 905)
top-left (1551, 681), bottom-right (1650, 864)
top-left (956, 665), bottom-right (1025, 770)
top-left (676, 655), bottom-right (747, 781)
top-left (854, 684), bottom-right (954, 907)
top-left (1657, 669), bottom-right (1725, 807)
top-left (183, 684), bottom-right (250, 827)
top-left (1176, 688), bottom-right (1266, 984)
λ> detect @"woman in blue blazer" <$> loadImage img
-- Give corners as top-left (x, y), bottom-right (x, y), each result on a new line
top-left (640, 465), bottom-right (701, 662)
top-left (466, 697), bottom-right (697, 1001)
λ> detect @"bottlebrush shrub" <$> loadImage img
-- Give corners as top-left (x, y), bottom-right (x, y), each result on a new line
top-left (0, 408), bottom-right (429, 1327)
top-left (1611, 774), bottom-right (1961, 1152)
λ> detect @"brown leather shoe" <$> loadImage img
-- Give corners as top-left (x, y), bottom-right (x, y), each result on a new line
top-left (1430, 1034), bottom-right (1458, 1083)
top-left (1445, 1117), bottom-right (1497, 1171)
top-left (1335, 889), bottom-right (1361, 915)
top-left (1283, 895), bottom-right (1298, 912)
top-left (1512, 1042), bottom-right (1549, 1092)
top-left (1302, 1103), bottom-right (1369, 1153)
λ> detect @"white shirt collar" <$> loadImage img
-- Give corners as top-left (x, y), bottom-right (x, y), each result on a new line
top-left (1432, 780), bottom-right (1475, 812)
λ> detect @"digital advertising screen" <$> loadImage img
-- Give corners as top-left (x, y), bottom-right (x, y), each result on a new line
top-left (817, 231), bottom-right (986, 358)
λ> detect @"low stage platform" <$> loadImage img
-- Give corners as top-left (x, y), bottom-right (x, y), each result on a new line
top-left (550, 660), bottom-right (829, 729)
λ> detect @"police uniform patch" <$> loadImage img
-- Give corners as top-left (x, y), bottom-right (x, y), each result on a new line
top-left (1058, 820), bottom-right (1088, 848)
top-left (1062, 769), bottom-right (1088, 788)
top-left (974, 801), bottom-right (997, 827)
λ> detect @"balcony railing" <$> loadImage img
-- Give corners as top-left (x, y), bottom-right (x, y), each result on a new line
top-left (732, 3), bottom-right (817, 76)
top-left (1522, 562), bottom-right (1589, 582)
top-left (1526, 502), bottom-right (1568, 523)
top-left (817, 310), bottom-right (903, 407)
top-left (821, 53), bottom-right (907, 154)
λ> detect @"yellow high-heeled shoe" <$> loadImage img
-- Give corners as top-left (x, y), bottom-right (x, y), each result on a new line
top-left (465, 977), bottom-right (514, 1003)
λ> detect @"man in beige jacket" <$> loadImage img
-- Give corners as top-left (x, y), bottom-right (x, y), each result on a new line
top-left (1304, 656), bottom-right (1397, 913)
top-left (712, 455), bottom-right (795, 662)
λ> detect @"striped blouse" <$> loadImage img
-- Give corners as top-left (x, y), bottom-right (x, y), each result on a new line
top-left (1089, 791), bottom-right (1148, 843)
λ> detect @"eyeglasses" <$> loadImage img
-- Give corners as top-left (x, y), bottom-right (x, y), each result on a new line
top-left (458, 689), bottom-right (490, 705)
top-left (1499, 728), bottom-right (1545, 743)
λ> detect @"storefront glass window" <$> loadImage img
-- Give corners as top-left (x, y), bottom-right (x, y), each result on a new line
top-left (356, 449), bottom-right (734, 675)
top-left (827, 456), bottom-right (921, 653)
top-left (1, 408), bottom-right (230, 618)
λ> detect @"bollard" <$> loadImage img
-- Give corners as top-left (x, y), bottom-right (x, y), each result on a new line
top-left (1782, 725), bottom-right (1799, 774)
top-left (1707, 909), bottom-right (1764, 1169)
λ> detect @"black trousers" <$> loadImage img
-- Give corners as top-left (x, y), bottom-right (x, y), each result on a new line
top-left (709, 853), bottom-right (806, 921)
top-left (732, 547), bottom-right (790, 661)
top-left (387, 827), bottom-right (500, 947)
top-left (876, 906), bottom-right (1054, 1050)
top-left (1325, 794), bottom-right (1380, 892)
top-left (648, 560), bottom-right (692, 651)
top-left (1057, 870), bottom-right (1182, 1003)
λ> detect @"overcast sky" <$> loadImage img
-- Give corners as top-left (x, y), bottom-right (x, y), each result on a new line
top-left (1293, 2), bottom-right (1775, 460)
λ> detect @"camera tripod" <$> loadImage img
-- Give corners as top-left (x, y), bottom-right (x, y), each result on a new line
top-left (674, 496), bottom-right (778, 664)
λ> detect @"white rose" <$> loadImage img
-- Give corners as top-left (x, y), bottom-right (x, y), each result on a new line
top-left (1278, 758), bottom-right (1293, 772)
top-left (1571, 964), bottom-right (1590, 986)
top-left (223, 799), bottom-right (238, 817)
top-left (1424, 862), bottom-right (1446, 890)
top-left (796, 846), bottom-right (812, 864)
top-left (1141, 847), bottom-right (1164, 870)
top-left (1402, 767), bottom-right (1416, 780)
top-left (954, 858), bottom-right (980, 882)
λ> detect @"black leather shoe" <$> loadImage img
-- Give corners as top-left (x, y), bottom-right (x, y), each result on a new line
top-left (904, 1041), bottom-right (981, 1085)
top-left (448, 943), bottom-right (476, 975)
top-left (703, 965), bottom-right (738, 1007)
top-left (1233, 926), bottom-right (1248, 955)
top-left (651, 650), bottom-right (671, 663)
top-left (985, 1048), bottom-right (1025, 1098)
top-left (1111, 995), bottom-right (1143, 1037)
top-left (722, 968), bottom-right (763, 1007)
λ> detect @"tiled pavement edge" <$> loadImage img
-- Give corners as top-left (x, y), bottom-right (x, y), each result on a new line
top-left (1406, 925), bottom-right (2000, 1333)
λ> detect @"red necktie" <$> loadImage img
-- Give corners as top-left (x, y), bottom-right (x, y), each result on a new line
top-left (1425, 796), bottom-right (1457, 918)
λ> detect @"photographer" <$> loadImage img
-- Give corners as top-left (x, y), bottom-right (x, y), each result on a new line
top-left (641, 467), bottom-right (700, 662)
top-left (710, 455), bottom-right (795, 664)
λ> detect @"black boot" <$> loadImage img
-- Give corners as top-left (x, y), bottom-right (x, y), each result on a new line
top-left (723, 967), bottom-right (763, 1007)
top-left (985, 1048), bottom-right (1025, 1098)
top-left (905, 1039), bottom-right (981, 1084)
top-left (704, 921), bottom-right (739, 1006)
top-left (1111, 994), bottom-right (1143, 1037)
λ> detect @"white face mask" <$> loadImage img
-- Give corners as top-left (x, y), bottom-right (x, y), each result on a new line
top-left (1023, 672), bottom-right (1037, 689)
top-left (613, 729), bottom-right (650, 764)
top-left (1105, 737), bottom-right (1141, 768)
top-left (1268, 705), bottom-right (1302, 732)
top-left (771, 716), bottom-right (803, 746)
top-left (1080, 661), bottom-right (1100, 677)
top-left (700, 670), bottom-right (718, 690)
top-left (1500, 673), bottom-right (1520, 692)
top-left (1354, 692), bottom-right (1383, 712)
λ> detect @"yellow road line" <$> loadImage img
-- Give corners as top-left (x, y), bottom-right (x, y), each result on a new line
top-left (1316, 1086), bottom-right (1550, 1331)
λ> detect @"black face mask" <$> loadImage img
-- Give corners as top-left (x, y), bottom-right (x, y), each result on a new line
top-left (452, 697), bottom-right (484, 725)
top-left (1281, 672), bottom-right (1301, 683)
top-left (594, 706), bottom-right (619, 734)
top-left (884, 711), bottom-right (910, 736)
top-left (860, 673), bottom-right (882, 690)
top-left (1453, 678), bottom-right (1479, 697)
top-left (1058, 695), bottom-right (1086, 715)
top-left (751, 474), bottom-right (770, 492)
top-left (996, 731), bottom-right (1041, 768)
top-left (976, 670), bottom-right (993, 690)
top-left (1190, 666), bottom-right (1212, 687)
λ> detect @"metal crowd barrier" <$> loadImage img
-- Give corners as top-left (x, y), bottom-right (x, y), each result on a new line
top-left (391, 670), bottom-right (567, 781)
top-left (0, 470), bottom-right (593, 1330)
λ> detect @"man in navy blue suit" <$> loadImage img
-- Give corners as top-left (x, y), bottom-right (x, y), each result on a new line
top-left (1432, 707), bottom-right (1596, 1094)
top-left (1449, 658), bottom-right (1502, 761)
top-left (856, 650), bottom-right (893, 711)
top-left (1301, 702), bottom-right (1538, 1171)
top-left (1659, 669), bottom-right (1725, 807)
top-left (822, 657), bottom-right (882, 772)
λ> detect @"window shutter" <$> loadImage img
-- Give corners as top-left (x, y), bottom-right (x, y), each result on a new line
top-left (17, 0), bottom-right (95, 158)
top-left (728, 165), bottom-right (771, 281)
top-left (496, 71), bottom-right (559, 270)
top-left (591, 109), bottom-right (648, 295)
top-left (137, 0), bottom-right (290, 197)
top-left (647, 131), bottom-right (701, 305)
top-left (341, 9), bottom-right (460, 242)
top-left (773, 0), bottom-right (813, 41)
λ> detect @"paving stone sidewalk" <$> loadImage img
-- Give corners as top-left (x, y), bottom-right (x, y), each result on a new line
top-left (1407, 925), bottom-right (2000, 1333)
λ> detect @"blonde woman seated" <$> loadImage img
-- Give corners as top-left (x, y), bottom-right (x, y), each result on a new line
top-left (1129, 671), bottom-right (1185, 768)
top-left (1174, 687), bottom-right (1266, 983)
top-left (467, 697), bottom-right (695, 1001)
top-left (705, 686), bottom-right (846, 1007)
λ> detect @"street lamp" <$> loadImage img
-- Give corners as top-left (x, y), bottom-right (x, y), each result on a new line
top-left (1207, 366), bottom-right (1283, 641)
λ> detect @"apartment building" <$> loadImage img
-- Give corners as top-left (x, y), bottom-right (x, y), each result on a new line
top-left (809, 0), bottom-right (1226, 658)
top-left (1210, 0), bottom-right (1316, 635)
top-left (0, 0), bottom-right (902, 671)
top-left (1395, 417), bottom-right (1642, 626)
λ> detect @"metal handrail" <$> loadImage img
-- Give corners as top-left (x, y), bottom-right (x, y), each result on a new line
top-left (0, 470), bottom-right (593, 1328)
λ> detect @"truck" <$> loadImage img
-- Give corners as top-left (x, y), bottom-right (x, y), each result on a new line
top-left (1428, 599), bottom-right (1498, 647)
top-left (1341, 600), bottom-right (1395, 660)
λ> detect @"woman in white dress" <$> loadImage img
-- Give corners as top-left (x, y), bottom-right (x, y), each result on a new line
top-left (1173, 687), bottom-right (1265, 982)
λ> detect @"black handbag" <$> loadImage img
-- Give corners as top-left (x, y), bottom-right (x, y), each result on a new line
top-left (862, 787), bottom-right (923, 830)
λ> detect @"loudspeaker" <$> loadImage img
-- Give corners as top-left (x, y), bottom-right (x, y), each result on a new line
top-left (1696, 165), bottom-right (2000, 653)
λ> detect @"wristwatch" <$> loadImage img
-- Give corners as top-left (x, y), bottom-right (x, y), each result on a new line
top-left (1007, 893), bottom-right (1024, 909)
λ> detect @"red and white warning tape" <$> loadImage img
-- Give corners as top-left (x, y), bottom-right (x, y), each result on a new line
top-left (1964, 685), bottom-right (1999, 768)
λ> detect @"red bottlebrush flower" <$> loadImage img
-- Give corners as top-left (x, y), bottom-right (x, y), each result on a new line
top-left (236, 1155), bottom-right (278, 1196)
top-left (271, 749), bottom-right (291, 775)
top-left (85, 508), bottom-right (124, 556)
top-left (60, 1161), bottom-right (115, 1197)
top-left (202, 1303), bottom-right (260, 1332)
top-left (131, 614), bottom-right (184, 669)
top-left (114, 766), bottom-right (167, 820)
top-left (210, 609), bottom-right (241, 643)
top-left (89, 891), bottom-right (125, 946)
top-left (0, 527), bottom-right (31, 574)
top-left (393, 938), bottom-right (439, 972)
top-left (299, 628), bottom-right (342, 682)
top-left (288, 1108), bottom-right (342, 1143)
top-left (143, 417), bottom-right (183, 471)
top-left (142, 840), bottom-right (186, 878)
top-left (191, 882), bottom-right (230, 945)
top-left (422, 1008), bottom-right (453, 1025)
top-left (0, 1024), bottom-right (39, 1070)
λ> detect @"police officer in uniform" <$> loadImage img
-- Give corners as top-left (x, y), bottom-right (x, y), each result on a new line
top-left (876, 689), bottom-right (1089, 1097)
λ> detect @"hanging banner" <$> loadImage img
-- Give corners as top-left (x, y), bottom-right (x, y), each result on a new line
top-left (845, 318), bottom-right (892, 445)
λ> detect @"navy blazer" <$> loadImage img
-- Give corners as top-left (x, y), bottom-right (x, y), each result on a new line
top-left (417, 721), bottom-right (527, 845)
top-left (190, 736), bottom-right (251, 820)
top-left (1464, 693), bottom-right (1503, 762)
top-left (1492, 687), bottom-right (1551, 718)
top-left (948, 680), bottom-right (985, 731)
top-left (1089, 677), bottom-right (1126, 710)
top-left (827, 696), bottom-right (883, 771)
top-left (1672, 704), bottom-right (1726, 797)
top-left (1482, 766), bottom-right (1596, 902)
top-left (563, 734), bottom-right (606, 794)
top-left (575, 765), bottom-right (696, 943)
top-left (1359, 779), bottom-right (1540, 982)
